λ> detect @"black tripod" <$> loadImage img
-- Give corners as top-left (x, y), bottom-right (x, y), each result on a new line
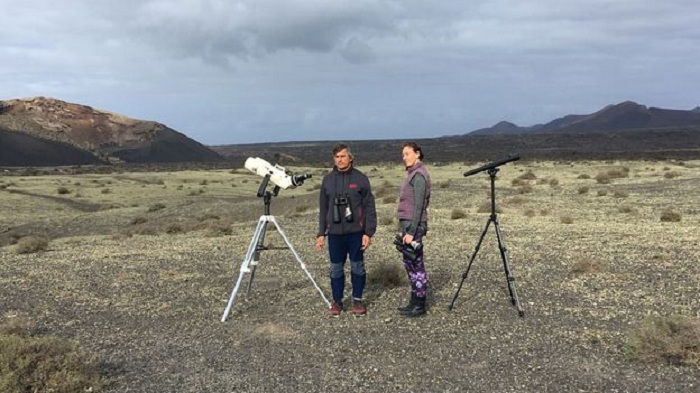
top-left (448, 156), bottom-right (525, 317)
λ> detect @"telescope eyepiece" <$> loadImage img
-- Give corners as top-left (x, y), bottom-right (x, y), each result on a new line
top-left (291, 173), bottom-right (312, 187)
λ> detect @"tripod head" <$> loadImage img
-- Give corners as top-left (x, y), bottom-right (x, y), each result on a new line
top-left (464, 154), bottom-right (520, 219)
top-left (464, 154), bottom-right (520, 178)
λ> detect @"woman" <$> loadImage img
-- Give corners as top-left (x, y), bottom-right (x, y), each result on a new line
top-left (396, 141), bottom-right (431, 317)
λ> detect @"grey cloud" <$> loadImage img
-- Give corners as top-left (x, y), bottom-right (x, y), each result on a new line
top-left (340, 38), bottom-right (376, 64)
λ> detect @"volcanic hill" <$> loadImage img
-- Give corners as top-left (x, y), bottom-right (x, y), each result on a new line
top-left (0, 97), bottom-right (222, 166)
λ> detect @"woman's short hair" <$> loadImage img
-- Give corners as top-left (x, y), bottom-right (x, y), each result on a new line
top-left (402, 141), bottom-right (424, 160)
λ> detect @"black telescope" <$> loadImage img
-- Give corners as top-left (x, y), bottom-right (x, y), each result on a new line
top-left (464, 154), bottom-right (520, 177)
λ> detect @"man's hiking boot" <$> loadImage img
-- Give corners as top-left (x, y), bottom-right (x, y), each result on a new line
top-left (326, 302), bottom-right (342, 317)
top-left (351, 300), bottom-right (367, 317)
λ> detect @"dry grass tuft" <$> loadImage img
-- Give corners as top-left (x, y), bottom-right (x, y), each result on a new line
top-left (379, 216), bottom-right (395, 226)
top-left (660, 209), bottom-right (682, 222)
top-left (148, 203), bottom-right (166, 212)
top-left (517, 170), bottom-right (537, 180)
top-left (517, 183), bottom-right (534, 194)
top-left (165, 224), bottom-right (184, 234)
top-left (382, 195), bottom-right (397, 204)
top-left (624, 316), bottom-right (700, 367)
top-left (561, 215), bottom-right (574, 224)
top-left (578, 186), bottom-right (590, 194)
top-left (15, 236), bottom-right (49, 254)
top-left (613, 189), bottom-right (629, 198)
top-left (368, 260), bottom-right (405, 288)
top-left (0, 318), bottom-right (106, 392)
top-left (618, 205), bottom-right (638, 214)
top-left (571, 258), bottom-right (607, 274)
top-left (130, 215), bottom-right (148, 225)
top-left (451, 208), bottom-right (468, 219)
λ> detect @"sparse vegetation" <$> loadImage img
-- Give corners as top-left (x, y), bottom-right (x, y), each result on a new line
top-left (148, 203), bottom-right (167, 212)
top-left (561, 215), bottom-right (574, 224)
top-left (15, 236), bottom-right (48, 254)
top-left (368, 260), bottom-right (405, 288)
top-left (0, 319), bottom-right (106, 392)
top-left (660, 209), bottom-right (682, 222)
top-left (130, 215), bottom-right (148, 225)
top-left (451, 208), bottom-right (468, 219)
top-left (1, 160), bottom-right (699, 392)
top-left (613, 189), bottom-right (629, 198)
top-left (624, 316), bottom-right (700, 367)
top-left (571, 258), bottom-right (607, 274)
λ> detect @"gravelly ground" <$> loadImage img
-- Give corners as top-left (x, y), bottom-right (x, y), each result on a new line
top-left (1, 160), bottom-right (699, 392)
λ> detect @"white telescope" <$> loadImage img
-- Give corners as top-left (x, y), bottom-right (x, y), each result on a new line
top-left (244, 157), bottom-right (311, 189)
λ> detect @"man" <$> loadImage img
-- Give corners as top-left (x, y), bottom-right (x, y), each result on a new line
top-left (316, 143), bottom-right (377, 317)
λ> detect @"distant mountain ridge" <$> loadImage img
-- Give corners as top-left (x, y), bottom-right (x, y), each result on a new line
top-left (0, 97), bottom-right (222, 166)
top-left (2, 97), bottom-right (699, 168)
top-left (469, 101), bottom-right (700, 135)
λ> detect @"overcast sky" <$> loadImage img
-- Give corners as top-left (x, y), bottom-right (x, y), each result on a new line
top-left (2, 1), bottom-right (699, 145)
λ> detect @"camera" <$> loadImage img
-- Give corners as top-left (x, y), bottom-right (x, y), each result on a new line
top-left (332, 195), bottom-right (353, 223)
top-left (244, 157), bottom-right (311, 189)
top-left (393, 234), bottom-right (422, 261)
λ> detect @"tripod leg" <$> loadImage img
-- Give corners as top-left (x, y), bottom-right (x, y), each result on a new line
top-left (245, 217), bottom-right (269, 297)
top-left (270, 217), bottom-right (331, 307)
top-left (448, 218), bottom-right (492, 310)
top-left (221, 218), bottom-right (266, 322)
top-left (493, 218), bottom-right (525, 317)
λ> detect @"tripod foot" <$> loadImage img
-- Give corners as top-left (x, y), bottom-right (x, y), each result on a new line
top-left (518, 310), bottom-right (525, 318)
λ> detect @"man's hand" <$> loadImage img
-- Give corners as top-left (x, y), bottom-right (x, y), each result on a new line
top-left (361, 234), bottom-right (371, 250)
top-left (403, 233), bottom-right (414, 245)
top-left (315, 235), bottom-right (325, 251)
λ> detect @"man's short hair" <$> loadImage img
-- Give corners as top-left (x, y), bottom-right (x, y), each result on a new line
top-left (332, 143), bottom-right (353, 158)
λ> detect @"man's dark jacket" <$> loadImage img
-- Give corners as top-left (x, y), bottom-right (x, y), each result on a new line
top-left (318, 166), bottom-right (377, 237)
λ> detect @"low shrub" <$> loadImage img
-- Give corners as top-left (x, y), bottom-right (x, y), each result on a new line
top-left (148, 203), bottom-right (166, 212)
top-left (571, 258), bottom-right (606, 274)
top-left (660, 209), bottom-right (682, 222)
top-left (368, 260), bottom-right (405, 288)
top-left (379, 216), bottom-right (395, 226)
top-left (451, 208), bottom-right (468, 219)
top-left (15, 236), bottom-right (49, 254)
top-left (623, 316), bottom-right (700, 367)
top-left (561, 215), bottom-right (574, 224)
top-left (0, 319), bottom-right (106, 392)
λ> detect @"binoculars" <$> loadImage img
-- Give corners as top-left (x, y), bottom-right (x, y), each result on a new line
top-left (393, 234), bottom-right (422, 261)
top-left (333, 195), bottom-right (353, 223)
